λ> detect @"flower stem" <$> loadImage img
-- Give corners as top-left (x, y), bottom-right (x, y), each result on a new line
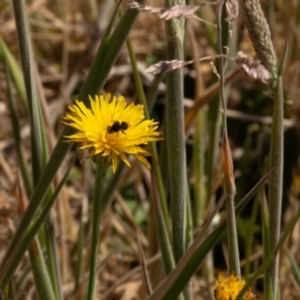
top-left (216, 0), bottom-right (240, 276)
top-left (226, 196), bottom-right (240, 275)
top-left (164, 0), bottom-right (186, 263)
top-left (86, 156), bottom-right (108, 300)
top-left (267, 76), bottom-right (284, 299)
top-left (0, 6), bottom-right (139, 289)
top-left (126, 38), bottom-right (170, 230)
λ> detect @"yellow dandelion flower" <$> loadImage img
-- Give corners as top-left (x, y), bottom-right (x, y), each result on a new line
top-left (214, 274), bottom-right (256, 300)
top-left (62, 94), bottom-right (163, 173)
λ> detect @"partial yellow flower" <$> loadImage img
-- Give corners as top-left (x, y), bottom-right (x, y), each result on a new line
top-left (214, 274), bottom-right (256, 300)
top-left (63, 94), bottom-right (163, 173)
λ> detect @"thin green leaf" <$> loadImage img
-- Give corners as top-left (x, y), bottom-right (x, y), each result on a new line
top-left (148, 172), bottom-right (269, 300)
top-left (0, 4), bottom-right (142, 288)
top-left (86, 156), bottom-right (108, 300)
top-left (28, 239), bottom-right (56, 300)
top-left (43, 219), bottom-right (64, 300)
top-left (100, 162), bottom-right (125, 215)
top-left (5, 62), bottom-right (32, 196)
top-left (126, 37), bottom-right (169, 229)
top-left (0, 37), bottom-right (27, 109)
top-left (12, 0), bottom-right (45, 183)
top-left (0, 163), bottom-right (72, 287)
top-left (185, 177), bottom-right (193, 249)
top-left (261, 191), bottom-right (272, 300)
top-left (285, 247), bottom-right (300, 287)
top-left (151, 173), bottom-right (175, 275)
top-left (165, 0), bottom-right (186, 263)
top-left (278, 41), bottom-right (288, 77)
top-left (8, 279), bottom-right (15, 300)
top-left (74, 203), bottom-right (87, 293)
top-left (244, 194), bottom-right (259, 279)
top-left (267, 75), bottom-right (284, 300)
top-left (137, 231), bottom-right (152, 296)
top-left (236, 206), bottom-right (300, 300)
top-left (193, 107), bottom-right (207, 227)
top-left (12, 1), bottom-right (63, 297)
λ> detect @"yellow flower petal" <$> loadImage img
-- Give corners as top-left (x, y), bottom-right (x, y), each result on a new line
top-left (63, 94), bottom-right (163, 173)
top-left (214, 274), bottom-right (256, 300)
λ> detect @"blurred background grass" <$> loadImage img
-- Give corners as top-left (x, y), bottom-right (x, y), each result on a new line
top-left (0, 0), bottom-right (300, 299)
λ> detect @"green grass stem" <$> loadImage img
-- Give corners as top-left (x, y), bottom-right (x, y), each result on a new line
top-left (0, 5), bottom-right (141, 287)
top-left (217, 1), bottom-right (240, 276)
top-left (126, 35), bottom-right (180, 295)
top-left (236, 205), bottom-right (300, 300)
top-left (74, 209), bottom-right (86, 293)
top-left (267, 75), bottom-right (284, 299)
top-left (266, 43), bottom-right (287, 298)
top-left (5, 63), bottom-right (32, 196)
top-left (193, 107), bottom-right (207, 227)
top-left (185, 177), bottom-right (193, 250)
top-left (100, 162), bottom-right (125, 215)
top-left (8, 279), bottom-right (15, 300)
top-left (147, 172), bottom-right (269, 300)
top-left (126, 38), bottom-right (170, 230)
top-left (0, 37), bottom-right (27, 109)
top-left (285, 247), bottom-right (300, 287)
top-left (43, 219), bottom-right (63, 300)
top-left (28, 240), bottom-right (56, 300)
top-left (164, 0), bottom-right (186, 263)
top-left (12, 0), bottom-right (45, 183)
top-left (12, 0), bottom-right (62, 296)
top-left (146, 74), bottom-right (164, 114)
top-left (86, 156), bottom-right (108, 300)
top-left (244, 193), bottom-right (259, 279)
top-left (0, 164), bottom-right (71, 287)
top-left (151, 174), bottom-right (178, 278)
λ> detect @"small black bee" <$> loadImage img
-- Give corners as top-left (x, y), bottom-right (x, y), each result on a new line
top-left (107, 121), bottom-right (128, 134)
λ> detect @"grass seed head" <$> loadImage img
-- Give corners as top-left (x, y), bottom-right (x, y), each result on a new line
top-left (240, 0), bottom-right (277, 81)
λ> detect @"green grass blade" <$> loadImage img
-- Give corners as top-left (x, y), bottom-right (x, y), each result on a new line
top-left (0, 164), bottom-right (72, 287)
top-left (164, 0), bottom-right (186, 263)
top-left (8, 279), bottom-right (15, 300)
top-left (261, 190), bottom-right (272, 300)
top-left (12, 0), bottom-right (45, 183)
top-left (151, 174), bottom-right (175, 275)
top-left (0, 37), bottom-right (27, 109)
top-left (5, 62), bottom-right (32, 196)
top-left (148, 172), bottom-right (269, 300)
top-left (126, 37), bottom-right (169, 229)
top-left (74, 208), bottom-right (86, 293)
top-left (267, 75), bottom-right (284, 299)
top-left (146, 73), bottom-right (164, 114)
top-left (0, 5), bottom-right (142, 287)
top-left (184, 178), bottom-right (193, 300)
top-left (244, 193), bottom-right (259, 279)
top-left (79, 4), bottom-right (142, 101)
top-left (28, 239), bottom-right (56, 300)
top-left (193, 107), bottom-right (207, 227)
top-left (43, 219), bottom-right (64, 300)
top-left (11, 0), bottom-right (59, 296)
top-left (278, 41), bottom-right (288, 78)
top-left (236, 206), bottom-right (300, 300)
top-left (126, 32), bottom-right (178, 289)
top-left (285, 247), bottom-right (300, 287)
top-left (185, 177), bottom-right (193, 249)
top-left (86, 156), bottom-right (108, 300)
top-left (100, 162), bottom-right (125, 215)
